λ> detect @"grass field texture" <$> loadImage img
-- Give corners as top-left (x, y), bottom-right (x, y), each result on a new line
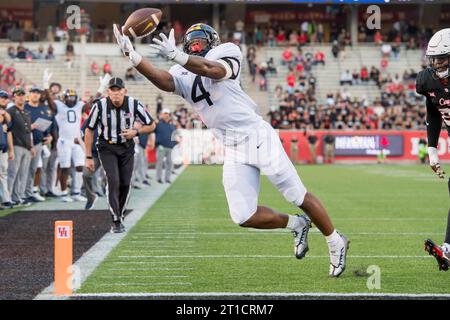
top-left (79, 164), bottom-right (449, 295)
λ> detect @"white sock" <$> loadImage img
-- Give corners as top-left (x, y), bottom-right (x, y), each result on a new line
top-left (443, 243), bottom-right (450, 252)
top-left (286, 215), bottom-right (301, 230)
top-left (326, 230), bottom-right (343, 250)
top-left (72, 171), bottom-right (83, 194)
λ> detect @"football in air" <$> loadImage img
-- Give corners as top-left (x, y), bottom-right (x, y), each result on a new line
top-left (122, 8), bottom-right (162, 38)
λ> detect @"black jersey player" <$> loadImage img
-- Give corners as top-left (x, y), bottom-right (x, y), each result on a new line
top-left (416, 28), bottom-right (450, 271)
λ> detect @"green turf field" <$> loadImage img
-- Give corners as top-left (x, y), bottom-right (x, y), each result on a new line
top-left (79, 164), bottom-right (449, 295)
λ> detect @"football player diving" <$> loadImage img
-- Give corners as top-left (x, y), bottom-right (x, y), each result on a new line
top-left (416, 28), bottom-right (450, 271)
top-left (113, 23), bottom-right (349, 277)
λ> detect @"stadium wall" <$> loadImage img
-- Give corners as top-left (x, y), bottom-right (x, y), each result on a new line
top-left (279, 130), bottom-right (450, 164)
top-left (145, 130), bottom-right (450, 165)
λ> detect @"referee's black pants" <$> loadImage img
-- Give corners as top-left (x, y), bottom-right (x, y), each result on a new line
top-left (97, 139), bottom-right (134, 222)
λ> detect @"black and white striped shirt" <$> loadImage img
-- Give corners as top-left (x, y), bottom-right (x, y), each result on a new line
top-left (86, 96), bottom-right (153, 144)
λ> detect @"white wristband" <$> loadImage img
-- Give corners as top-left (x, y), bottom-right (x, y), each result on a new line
top-left (172, 51), bottom-right (189, 66)
top-left (129, 50), bottom-right (142, 67)
top-left (428, 147), bottom-right (439, 165)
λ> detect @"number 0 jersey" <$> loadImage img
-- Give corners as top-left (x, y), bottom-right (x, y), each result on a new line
top-left (169, 43), bottom-right (262, 144)
top-left (54, 100), bottom-right (84, 141)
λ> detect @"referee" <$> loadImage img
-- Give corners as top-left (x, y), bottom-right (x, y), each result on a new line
top-left (84, 77), bottom-right (155, 233)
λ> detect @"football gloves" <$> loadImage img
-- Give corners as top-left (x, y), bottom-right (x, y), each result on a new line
top-left (150, 28), bottom-right (189, 66)
top-left (97, 73), bottom-right (112, 94)
top-left (43, 68), bottom-right (53, 90)
top-left (113, 24), bottom-right (142, 67)
top-left (428, 147), bottom-right (446, 179)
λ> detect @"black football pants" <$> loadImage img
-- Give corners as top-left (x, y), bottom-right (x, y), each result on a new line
top-left (97, 140), bottom-right (134, 222)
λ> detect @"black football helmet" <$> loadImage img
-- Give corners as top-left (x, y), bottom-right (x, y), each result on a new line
top-left (63, 89), bottom-right (78, 107)
top-left (183, 23), bottom-right (220, 57)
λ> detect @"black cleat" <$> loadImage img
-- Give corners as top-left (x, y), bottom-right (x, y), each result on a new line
top-left (424, 239), bottom-right (449, 271)
top-left (110, 220), bottom-right (126, 233)
top-left (85, 194), bottom-right (98, 210)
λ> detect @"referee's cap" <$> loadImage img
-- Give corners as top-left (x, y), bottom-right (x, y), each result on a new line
top-left (108, 77), bottom-right (125, 89)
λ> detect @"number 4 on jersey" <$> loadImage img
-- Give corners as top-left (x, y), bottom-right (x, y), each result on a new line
top-left (191, 75), bottom-right (213, 106)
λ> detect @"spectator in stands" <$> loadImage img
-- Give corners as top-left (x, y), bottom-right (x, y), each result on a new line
top-left (374, 31), bottom-right (383, 45)
top-left (289, 30), bottom-right (298, 47)
top-left (7, 46), bottom-right (15, 59)
top-left (247, 45), bottom-right (257, 82)
top-left (46, 44), bottom-right (55, 60)
top-left (317, 23), bottom-right (324, 43)
top-left (352, 69), bottom-right (360, 85)
top-left (381, 42), bottom-right (392, 58)
top-left (254, 26), bottom-right (264, 47)
top-left (16, 43), bottom-right (27, 59)
top-left (267, 27), bottom-right (276, 47)
top-left (298, 31), bottom-right (308, 48)
top-left (35, 45), bottom-right (45, 60)
top-left (286, 72), bottom-right (296, 90)
top-left (7, 87), bottom-right (35, 206)
top-left (380, 57), bottom-right (389, 72)
top-left (282, 47), bottom-right (294, 67)
top-left (370, 66), bottom-right (381, 88)
top-left (340, 70), bottom-right (353, 86)
top-left (258, 62), bottom-right (267, 91)
top-left (266, 57), bottom-right (277, 74)
top-left (313, 50), bottom-right (325, 66)
top-left (46, 25), bottom-right (55, 42)
top-left (103, 60), bottom-right (112, 76)
top-left (90, 61), bottom-right (100, 76)
top-left (276, 27), bottom-right (286, 46)
top-left (331, 40), bottom-right (340, 59)
top-left (2, 64), bottom-right (15, 88)
top-left (360, 66), bottom-right (369, 83)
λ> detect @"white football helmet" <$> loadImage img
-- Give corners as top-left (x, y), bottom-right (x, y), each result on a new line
top-left (426, 28), bottom-right (450, 79)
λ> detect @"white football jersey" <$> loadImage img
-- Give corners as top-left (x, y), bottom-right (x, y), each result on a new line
top-left (169, 43), bottom-right (262, 144)
top-left (55, 100), bottom-right (84, 140)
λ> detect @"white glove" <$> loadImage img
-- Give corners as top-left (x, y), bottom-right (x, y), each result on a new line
top-left (150, 28), bottom-right (189, 66)
top-left (428, 147), bottom-right (446, 179)
top-left (113, 24), bottom-right (142, 67)
top-left (97, 73), bottom-right (112, 94)
top-left (43, 68), bottom-right (52, 90)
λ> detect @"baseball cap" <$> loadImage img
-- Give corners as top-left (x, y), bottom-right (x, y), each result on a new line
top-left (108, 77), bottom-right (125, 89)
top-left (12, 87), bottom-right (26, 96)
top-left (29, 86), bottom-right (42, 93)
top-left (161, 108), bottom-right (171, 114)
top-left (0, 90), bottom-right (8, 98)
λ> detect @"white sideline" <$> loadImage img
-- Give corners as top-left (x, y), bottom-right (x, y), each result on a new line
top-left (114, 255), bottom-right (433, 259)
top-left (34, 166), bottom-right (186, 300)
top-left (69, 292), bottom-right (450, 299)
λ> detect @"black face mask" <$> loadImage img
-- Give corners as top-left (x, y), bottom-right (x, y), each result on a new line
top-left (65, 96), bottom-right (77, 107)
top-left (428, 55), bottom-right (450, 79)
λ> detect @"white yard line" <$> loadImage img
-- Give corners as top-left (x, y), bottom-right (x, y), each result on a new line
top-left (116, 255), bottom-right (432, 259)
top-left (34, 166), bottom-right (187, 300)
top-left (106, 267), bottom-right (194, 271)
top-left (124, 231), bottom-right (443, 236)
top-left (94, 282), bottom-right (192, 286)
top-left (98, 275), bottom-right (189, 278)
top-left (70, 292), bottom-right (450, 299)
